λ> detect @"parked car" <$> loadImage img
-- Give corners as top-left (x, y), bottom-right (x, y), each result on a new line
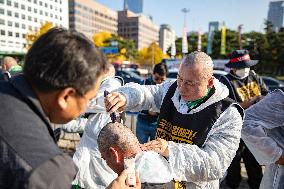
top-left (115, 70), bottom-right (143, 84)
top-left (261, 76), bottom-right (284, 91)
top-left (213, 70), bottom-right (228, 79)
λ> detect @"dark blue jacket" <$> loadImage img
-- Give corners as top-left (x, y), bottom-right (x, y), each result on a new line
top-left (0, 75), bottom-right (77, 189)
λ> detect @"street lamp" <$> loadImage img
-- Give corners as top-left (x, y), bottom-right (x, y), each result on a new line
top-left (238, 24), bottom-right (243, 50)
top-left (181, 8), bottom-right (190, 56)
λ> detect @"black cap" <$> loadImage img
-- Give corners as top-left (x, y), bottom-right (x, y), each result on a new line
top-left (225, 49), bottom-right (258, 68)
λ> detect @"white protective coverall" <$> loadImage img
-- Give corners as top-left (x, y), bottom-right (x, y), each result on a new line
top-left (72, 76), bottom-right (121, 188)
top-left (114, 78), bottom-right (243, 189)
top-left (242, 89), bottom-right (284, 189)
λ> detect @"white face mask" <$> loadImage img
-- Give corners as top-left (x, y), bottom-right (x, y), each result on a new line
top-left (235, 68), bottom-right (250, 78)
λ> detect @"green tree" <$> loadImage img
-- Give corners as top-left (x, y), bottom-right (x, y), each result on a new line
top-left (105, 35), bottom-right (138, 60)
top-left (93, 32), bottom-right (138, 61)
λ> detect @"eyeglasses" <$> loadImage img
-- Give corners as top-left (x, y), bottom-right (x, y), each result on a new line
top-left (177, 74), bottom-right (201, 87)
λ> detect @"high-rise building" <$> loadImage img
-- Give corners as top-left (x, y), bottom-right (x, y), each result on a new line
top-left (159, 24), bottom-right (175, 54)
top-left (0, 0), bottom-right (68, 53)
top-left (124, 0), bottom-right (143, 14)
top-left (118, 10), bottom-right (159, 50)
top-left (69, 0), bottom-right (117, 40)
top-left (267, 1), bottom-right (284, 31)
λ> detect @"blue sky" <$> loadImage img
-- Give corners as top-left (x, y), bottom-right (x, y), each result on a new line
top-left (96, 0), bottom-right (272, 37)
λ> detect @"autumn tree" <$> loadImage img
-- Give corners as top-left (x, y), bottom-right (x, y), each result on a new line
top-left (137, 42), bottom-right (164, 65)
top-left (93, 32), bottom-right (112, 47)
top-left (93, 32), bottom-right (138, 62)
top-left (26, 22), bottom-right (53, 50)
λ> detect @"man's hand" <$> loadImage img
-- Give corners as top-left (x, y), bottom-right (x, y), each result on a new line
top-left (104, 92), bottom-right (127, 113)
top-left (141, 138), bottom-right (169, 157)
top-left (276, 152), bottom-right (284, 165)
top-left (107, 170), bottom-right (141, 189)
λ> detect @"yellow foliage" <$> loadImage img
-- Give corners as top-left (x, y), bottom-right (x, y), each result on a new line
top-left (107, 54), bottom-right (126, 63)
top-left (26, 22), bottom-right (53, 50)
top-left (137, 42), bottom-right (164, 65)
top-left (120, 48), bottom-right (126, 54)
top-left (163, 53), bottom-right (170, 59)
top-left (93, 32), bottom-right (112, 47)
top-left (176, 54), bottom-right (183, 59)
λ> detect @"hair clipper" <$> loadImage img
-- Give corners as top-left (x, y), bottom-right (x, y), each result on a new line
top-left (104, 90), bottom-right (120, 123)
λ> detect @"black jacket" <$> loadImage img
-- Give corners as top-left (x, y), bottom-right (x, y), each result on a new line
top-left (219, 70), bottom-right (268, 102)
top-left (0, 75), bottom-right (77, 189)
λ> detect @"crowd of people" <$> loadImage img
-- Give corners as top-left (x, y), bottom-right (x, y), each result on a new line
top-left (0, 27), bottom-right (283, 189)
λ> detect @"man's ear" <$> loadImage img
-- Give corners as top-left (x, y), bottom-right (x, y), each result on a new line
top-left (57, 87), bottom-right (76, 110)
top-left (207, 77), bottom-right (214, 88)
top-left (109, 147), bottom-right (120, 163)
top-left (2, 63), bottom-right (7, 71)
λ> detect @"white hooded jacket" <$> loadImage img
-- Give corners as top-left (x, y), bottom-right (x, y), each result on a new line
top-left (116, 78), bottom-right (243, 189)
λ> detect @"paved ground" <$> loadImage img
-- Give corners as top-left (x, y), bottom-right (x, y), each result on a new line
top-left (57, 113), bottom-right (251, 189)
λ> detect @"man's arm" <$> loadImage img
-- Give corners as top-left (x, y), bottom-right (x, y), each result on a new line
top-left (27, 154), bottom-right (77, 189)
top-left (242, 90), bottom-right (284, 165)
top-left (242, 119), bottom-right (283, 165)
top-left (105, 80), bottom-right (174, 113)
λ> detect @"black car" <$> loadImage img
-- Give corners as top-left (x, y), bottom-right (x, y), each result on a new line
top-left (261, 76), bottom-right (284, 91)
top-left (115, 70), bottom-right (143, 84)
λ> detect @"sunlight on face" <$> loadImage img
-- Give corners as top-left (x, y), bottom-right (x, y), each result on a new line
top-left (177, 63), bottom-right (212, 101)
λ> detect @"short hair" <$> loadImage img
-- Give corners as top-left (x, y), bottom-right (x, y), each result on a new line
top-left (181, 51), bottom-right (213, 78)
top-left (24, 27), bottom-right (106, 96)
top-left (153, 63), bottom-right (168, 76)
top-left (98, 122), bottom-right (140, 156)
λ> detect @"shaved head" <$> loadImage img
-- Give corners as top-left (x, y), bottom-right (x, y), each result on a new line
top-left (181, 51), bottom-right (213, 80)
top-left (98, 122), bottom-right (141, 157)
top-left (2, 56), bottom-right (18, 71)
top-left (98, 122), bottom-right (141, 174)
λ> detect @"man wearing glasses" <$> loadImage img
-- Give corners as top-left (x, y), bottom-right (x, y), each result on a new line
top-left (105, 51), bottom-right (244, 189)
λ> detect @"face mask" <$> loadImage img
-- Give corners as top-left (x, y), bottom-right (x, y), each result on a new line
top-left (235, 68), bottom-right (250, 78)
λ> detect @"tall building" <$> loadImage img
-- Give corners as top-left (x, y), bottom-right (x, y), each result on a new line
top-left (0, 0), bottom-right (68, 53)
top-left (123, 0), bottom-right (143, 14)
top-left (118, 10), bottom-right (159, 50)
top-left (159, 24), bottom-right (175, 54)
top-left (267, 1), bottom-right (284, 31)
top-left (69, 0), bottom-right (117, 39)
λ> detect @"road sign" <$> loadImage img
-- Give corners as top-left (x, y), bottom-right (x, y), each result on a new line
top-left (101, 47), bottom-right (119, 54)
